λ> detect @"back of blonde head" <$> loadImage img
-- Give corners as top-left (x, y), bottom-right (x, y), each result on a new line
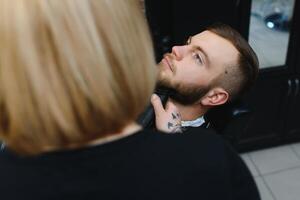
top-left (0, 0), bottom-right (156, 155)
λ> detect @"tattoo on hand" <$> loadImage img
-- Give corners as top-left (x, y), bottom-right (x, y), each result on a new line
top-left (172, 113), bottom-right (177, 119)
top-left (168, 122), bottom-right (173, 129)
top-left (173, 126), bottom-right (183, 133)
top-left (167, 121), bottom-right (182, 133)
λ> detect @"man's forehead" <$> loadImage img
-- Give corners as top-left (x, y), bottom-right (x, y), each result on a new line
top-left (193, 30), bottom-right (211, 37)
top-left (191, 31), bottom-right (238, 58)
top-left (192, 30), bottom-right (225, 44)
top-left (191, 31), bottom-right (239, 68)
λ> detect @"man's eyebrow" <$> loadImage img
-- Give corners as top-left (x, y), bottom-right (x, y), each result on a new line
top-left (185, 36), bottom-right (192, 44)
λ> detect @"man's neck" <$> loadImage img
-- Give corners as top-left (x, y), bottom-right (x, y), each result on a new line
top-left (171, 99), bottom-right (208, 121)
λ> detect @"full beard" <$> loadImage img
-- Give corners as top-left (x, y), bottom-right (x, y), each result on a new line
top-left (156, 77), bottom-right (210, 106)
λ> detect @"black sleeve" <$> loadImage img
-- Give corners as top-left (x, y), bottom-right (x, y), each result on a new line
top-left (224, 142), bottom-right (261, 200)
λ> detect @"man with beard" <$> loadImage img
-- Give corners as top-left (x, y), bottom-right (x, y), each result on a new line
top-left (151, 23), bottom-right (259, 133)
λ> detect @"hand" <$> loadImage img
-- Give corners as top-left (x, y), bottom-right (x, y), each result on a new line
top-left (151, 94), bottom-right (182, 133)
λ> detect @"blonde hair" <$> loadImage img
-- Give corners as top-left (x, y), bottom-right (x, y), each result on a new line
top-left (0, 0), bottom-right (156, 155)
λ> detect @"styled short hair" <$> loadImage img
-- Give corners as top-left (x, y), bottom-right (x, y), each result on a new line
top-left (0, 0), bottom-right (156, 155)
top-left (207, 23), bottom-right (259, 101)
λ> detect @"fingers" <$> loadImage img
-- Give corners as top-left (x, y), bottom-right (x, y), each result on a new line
top-left (151, 94), bottom-right (182, 133)
top-left (165, 100), bottom-right (176, 111)
top-left (151, 94), bottom-right (164, 116)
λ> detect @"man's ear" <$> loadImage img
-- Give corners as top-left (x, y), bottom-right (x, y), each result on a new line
top-left (200, 88), bottom-right (229, 106)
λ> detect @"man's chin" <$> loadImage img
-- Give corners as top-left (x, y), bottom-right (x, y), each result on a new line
top-left (156, 77), bottom-right (173, 89)
top-left (157, 72), bottom-right (172, 87)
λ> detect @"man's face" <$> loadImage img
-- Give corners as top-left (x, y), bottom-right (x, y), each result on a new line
top-left (157, 30), bottom-right (239, 105)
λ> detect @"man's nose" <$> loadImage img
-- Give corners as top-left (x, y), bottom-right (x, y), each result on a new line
top-left (171, 45), bottom-right (185, 61)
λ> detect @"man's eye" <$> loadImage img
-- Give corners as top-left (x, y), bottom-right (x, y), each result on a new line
top-left (192, 52), bottom-right (203, 65)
